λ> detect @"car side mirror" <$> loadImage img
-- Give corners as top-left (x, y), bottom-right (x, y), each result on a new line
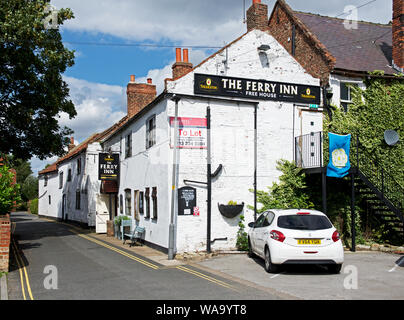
top-left (248, 222), bottom-right (255, 228)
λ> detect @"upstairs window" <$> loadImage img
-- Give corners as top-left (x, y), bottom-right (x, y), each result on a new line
top-left (125, 133), bottom-right (132, 158)
top-left (77, 158), bottom-right (81, 175)
top-left (340, 82), bottom-right (358, 112)
top-left (44, 176), bottom-right (48, 187)
top-left (59, 172), bottom-right (63, 189)
top-left (67, 168), bottom-right (72, 182)
top-left (146, 116), bottom-right (156, 149)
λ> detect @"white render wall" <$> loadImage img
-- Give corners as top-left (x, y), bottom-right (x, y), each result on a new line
top-left (38, 144), bottom-right (103, 226)
top-left (103, 99), bottom-right (171, 249)
top-left (329, 74), bottom-right (366, 108)
top-left (100, 29), bottom-right (323, 253)
top-left (38, 171), bottom-right (60, 219)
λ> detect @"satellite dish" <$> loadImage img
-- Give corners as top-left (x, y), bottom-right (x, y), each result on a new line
top-left (384, 130), bottom-right (399, 146)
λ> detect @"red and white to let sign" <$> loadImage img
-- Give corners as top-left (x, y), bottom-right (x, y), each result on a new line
top-left (170, 117), bottom-right (207, 149)
top-left (193, 207), bottom-right (200, 216)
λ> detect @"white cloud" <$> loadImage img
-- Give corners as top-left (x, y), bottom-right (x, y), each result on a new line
top-left (51, 0), bottom-right (392, 48)
top-left (61, 76), bottom-right (126, 142)
top-left (52, 0), bottom-right (246, 46)
top-left (31, 76), bottom-right (126, 176)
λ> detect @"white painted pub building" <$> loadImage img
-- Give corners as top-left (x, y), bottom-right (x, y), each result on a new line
top-left (39, 0), bottom-right (401, 254)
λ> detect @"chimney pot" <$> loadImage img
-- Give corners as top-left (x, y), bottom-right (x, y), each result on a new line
top-left (127, 75), bottom-right (156, 118)
top-left (246, 0), bottom-right (269, 32)
top-left (70, 137), bottom-right (74, 144)
top-left (130, 75), bottom-right (135, 83)
top-left (175, 48), bottom-right (182, 62)
top-left (172, 48), bottom-right (193, 79)
top-left (183, 49), bottom-right (189, 63)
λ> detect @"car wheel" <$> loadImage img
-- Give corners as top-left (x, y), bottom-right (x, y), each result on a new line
top-left (248, 239), bottom-right (255, 258)
top-left (328, 264), bottom-right (342, 274)
top-left (264, 247), bottom-right (280, 273)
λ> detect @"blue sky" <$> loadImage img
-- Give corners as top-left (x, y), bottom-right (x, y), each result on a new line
top-left (31, 0), bottom-right (393, 175)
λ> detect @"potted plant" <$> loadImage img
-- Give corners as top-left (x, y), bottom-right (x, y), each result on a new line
top-left (113, 215), bottom-right (130, 238)
top-left (218, 200), bottom-right (244, 219)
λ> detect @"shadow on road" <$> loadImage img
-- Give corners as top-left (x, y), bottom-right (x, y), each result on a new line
top-left (251, 256), bottom-right (340, 275)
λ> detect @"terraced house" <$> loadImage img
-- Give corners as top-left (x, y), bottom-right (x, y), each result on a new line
top-left (38, 0), bottom-right (403, 254)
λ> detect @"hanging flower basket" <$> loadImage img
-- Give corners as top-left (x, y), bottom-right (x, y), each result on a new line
top-left (218, 202), bottom-right (244, 219)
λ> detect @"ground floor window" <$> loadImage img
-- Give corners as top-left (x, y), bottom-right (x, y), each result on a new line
top-left (152, 187), bottom-right (157, 220)
top-left (145, 187), bottom-right (150, 218)
top-left (119, 194), bottom-right (123, 214)
top-left (139, 191), bottom-right (144, 214)
top-left (75, 190), bottom-right (81, 210)
top-left (134, 190), bottom-right (140, 221)
top-left (125, 189), bottom-right (131, 216)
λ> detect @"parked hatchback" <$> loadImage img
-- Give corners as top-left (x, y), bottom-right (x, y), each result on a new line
top-left (248, 209), bottom-right (344, 274)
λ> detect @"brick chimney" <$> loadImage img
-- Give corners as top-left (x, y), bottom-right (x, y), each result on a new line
top-left (68, 137), bottom-right (75, 152)
top-left (392, 0), bottom-right (404, 72)
top-left (172, 48), bottom-right (193, 79)
top-left (246, 0), bottom-right (269, 32)
top-left (126, 75), bottom-right (157, 118)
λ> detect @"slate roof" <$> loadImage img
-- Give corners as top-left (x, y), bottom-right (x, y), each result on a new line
top-left (294, 11), bottom-right (394, 75)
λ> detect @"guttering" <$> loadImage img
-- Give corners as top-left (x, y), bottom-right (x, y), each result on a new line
top-left (332, 68), bottom-right (403, 80)
top-left (101, 91), bottom-right (259, 145)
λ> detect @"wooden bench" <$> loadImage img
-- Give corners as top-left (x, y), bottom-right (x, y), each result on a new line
top-left (123, 225), bottom-right (146, 247)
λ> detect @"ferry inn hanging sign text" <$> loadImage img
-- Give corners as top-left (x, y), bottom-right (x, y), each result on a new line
top-left (98, 153), bottom-right (120, 180)
top-left (194, 73), bottom-right (321, 105)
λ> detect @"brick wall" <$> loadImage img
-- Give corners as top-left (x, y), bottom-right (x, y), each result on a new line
top-left (392, 0), bottom-right (404, 71)
top-left (127, 76), bottom-right (157, 118)
top-left (268, 1), bottom-right (335, 85)
top-left (0, 214), bottom-right (11, 272)
top-left (246, 0), bottom-right (269, 32)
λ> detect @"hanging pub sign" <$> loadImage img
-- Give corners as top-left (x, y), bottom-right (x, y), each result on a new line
top-left (178, 186), bottom-right (197, 216)
top-left (194, 73), bottom-right (321, 105)
top-left (98, 153), bottom-right (120, 180)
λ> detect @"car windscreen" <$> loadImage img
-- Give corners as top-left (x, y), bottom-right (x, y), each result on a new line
top-left (277, 215), bottom-right (333, 230)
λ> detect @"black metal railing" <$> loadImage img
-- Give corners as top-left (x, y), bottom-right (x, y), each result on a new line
top-left (294, 131), bottom-right (323, 169)
top-left (295, 132), bottom-right (404, 221)
top-left (350, 137), bottom-right (404, 217)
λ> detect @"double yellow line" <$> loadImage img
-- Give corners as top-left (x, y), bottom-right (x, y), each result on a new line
top-left (176, 265), bottom-right (238, 291)
top-left (70, 230), bottom-right (160, 270)
top-left (70, 229), bottom-right (236, 291)
top-left (11, 238), bottom-right (34, 300)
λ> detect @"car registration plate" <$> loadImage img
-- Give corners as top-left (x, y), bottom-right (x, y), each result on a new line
top-left (297, 239), bottom-right (321, 245)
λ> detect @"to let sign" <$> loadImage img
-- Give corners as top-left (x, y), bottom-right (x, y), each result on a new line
top-left (170, 117), bottom-right (207, 149)
top-left (98, 153), bottom-right (120, 180)
top-left (194, 73), bottom-right (321, 105)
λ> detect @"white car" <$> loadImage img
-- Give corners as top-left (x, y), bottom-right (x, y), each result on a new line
top-left (248, 209), bottom-right (344, 274)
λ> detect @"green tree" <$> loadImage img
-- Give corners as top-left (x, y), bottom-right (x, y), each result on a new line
top-left (251, 160), bottom-right (314, 213)
top-left (22, 175), bottom-right (38, 201)
top-left (0, 165), bottom-right (21, 214)
top-left (0, 0), bottom-right (76, 161)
